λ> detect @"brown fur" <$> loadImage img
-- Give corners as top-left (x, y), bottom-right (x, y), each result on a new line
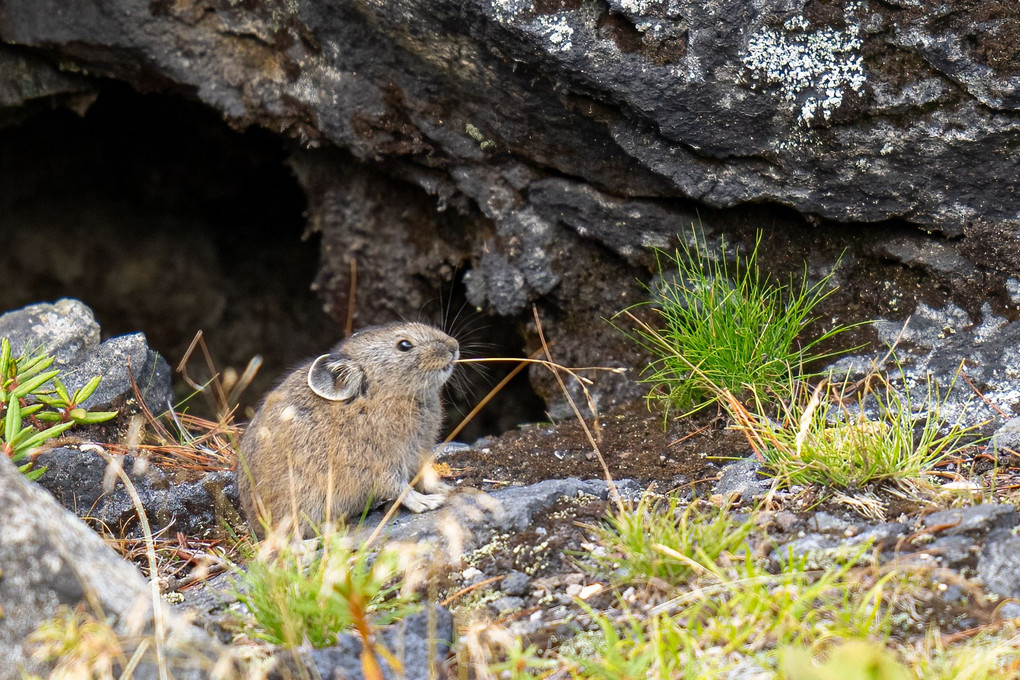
top-left (236, 322), bottom-right (459, 537)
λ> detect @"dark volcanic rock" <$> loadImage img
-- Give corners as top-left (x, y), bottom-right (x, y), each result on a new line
top-left (977, 531), bottom-right (1020, 600)
top-left (372, 477), bottom-right (642, 548)
top-left (2, 0), bottom-right (1016, 231)
top-left (0, 298), bottom-right (99, 367)
top-left (270, 606), bottom-right (454, 680)
top-left (922, 504), bottom-right (1019, 537)
top-left (34, 446), bottom-right (240, 538)
top-left (715, 455), bottom-right (770, 502)
top-left (2, 1), bottom-right (1020, 416)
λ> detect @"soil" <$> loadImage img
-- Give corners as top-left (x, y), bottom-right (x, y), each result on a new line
top-left (440, 401), bottom-right (750, 492)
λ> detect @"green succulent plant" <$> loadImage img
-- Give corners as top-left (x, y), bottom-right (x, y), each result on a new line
top-left (0, 338), bottom-right (117, 480)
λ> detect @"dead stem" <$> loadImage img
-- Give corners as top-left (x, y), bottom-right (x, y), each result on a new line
top-left (445, 348), bottom-right (547, 443)
top-left (531, 305), bottom-right (623, 513)
top-left (82, 443), bottom-right (168, 680)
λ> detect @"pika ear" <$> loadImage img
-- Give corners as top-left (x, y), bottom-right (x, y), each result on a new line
top-left (307, 354), bottom-right (365, 401)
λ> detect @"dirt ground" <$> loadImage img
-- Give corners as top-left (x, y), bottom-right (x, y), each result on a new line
top-left (439, 400), bottom-right (751, 493)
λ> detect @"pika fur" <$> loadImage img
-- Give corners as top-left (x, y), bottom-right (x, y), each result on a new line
top-left (237, 322), bottom-right (459, 536)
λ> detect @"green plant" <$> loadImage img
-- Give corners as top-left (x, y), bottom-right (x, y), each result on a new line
top-left (0, 338), bottom-right (117, 480)
top-left (592, 495), bottom-right (756, 587)
top-left (28, 604), bottom-right (128, 680)
top-left (779, 640), bottom-right (910, 680)
top-left (488, 639), bottom-right (558, 680)
top-left (234, 531), bottom-right (419, 650)
top-left (564, 538), bottom-right (894, 679)
top-left (730, 369), bottom-right (982, 489)
top-left (619, 230), bottom-right (857, 415)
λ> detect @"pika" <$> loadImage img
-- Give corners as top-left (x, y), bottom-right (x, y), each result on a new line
top-left (237, 322), bottom-right (459, 536)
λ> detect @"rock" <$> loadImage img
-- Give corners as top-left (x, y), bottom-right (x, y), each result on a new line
top-left (0, 454), bottom-right (226, 680)
top-left (991, 417), bottom-right (1020, 453)
top-left (0, 298), bottom-right (99, 367)
top-left (922, 504), bottom-right (1019, 537)
top-left (846, 522), bottom-right (910, 550)
top-left (3, 1), bottom-right (1015, 233)
top-left (998, 602), bottom-right (1020, 621)
top-left (372, 478), bottom-right (641, 549)
top-left (269, 605), bottom-right (454, 680)
top-left (714, 456), bottom-right (770, 503)
top-left (61, 332), bottom-right (173, 414)
top-left (0, 299), bottom-right (172, 414)
top-left (927, 535), bottom-right (980, 569)
top-left (501, 570), bottom-right (532, 597)
top-left (808, 512), bottom-right (851, 534)
top-left (3, 0), bottom-right (1020, 415)
top-left (771, 534), bottom-right (839, 567)
top-left (490, 595), bottom-right (525, 615)
top-left (0, 48), bottom-right (94, 128)
top-left (34, 446), bottom-right (240, 538)
top-left (977, 531), bottom-right (1020, 600)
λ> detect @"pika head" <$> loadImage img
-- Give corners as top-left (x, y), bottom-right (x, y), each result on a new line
top-left (307, 322), bottom-right (460, 401)
top-left (237, 322), bottom-right (460, 537)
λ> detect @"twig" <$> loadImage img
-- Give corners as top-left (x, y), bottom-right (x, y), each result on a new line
top-left (531, 306), bottom-right (623, 513)
top-left (346, 258), bottom-right (358, 338)
top-left (445, 348), bottom-right (547, 443)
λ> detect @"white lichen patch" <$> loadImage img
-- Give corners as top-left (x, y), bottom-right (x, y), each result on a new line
top-left (1007, 278), bottom-right (1020, 305)
top-left (491, 0), bottom-right (530, 22)
top-left (532, 13), bottom-right (575, 53)
top-left (742, 6), bottom-right (867, 126)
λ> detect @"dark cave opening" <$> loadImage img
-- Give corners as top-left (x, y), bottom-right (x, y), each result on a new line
top-left (0, 82), bottom-right (545, 439)
top-left (0, 81), bottom-right (330, 416)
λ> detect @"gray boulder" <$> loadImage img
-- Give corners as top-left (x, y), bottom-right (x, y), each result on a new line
top-left (977, 531), bottom-right (1020, 600)
top-left (370, 477), bottom-right (642, 549)
top-left (922, 504), bottom-right (1019, 537)
top-left (0, 454), bottom-right (227, 680)
top-left (0, 298), bottom-right (172, 414)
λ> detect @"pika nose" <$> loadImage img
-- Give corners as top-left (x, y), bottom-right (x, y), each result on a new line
top-left (445, 338), bottom-right (460, 362)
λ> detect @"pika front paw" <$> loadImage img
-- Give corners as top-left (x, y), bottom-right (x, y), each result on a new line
top-left (418, 462), bottom-right (453, 494)
top-left (402, 488), bottom-right (447, 513)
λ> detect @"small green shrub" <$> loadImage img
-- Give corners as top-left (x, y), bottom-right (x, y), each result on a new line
top-left (620, 230), bottom-right (857, 415)
top-left (234, 531), bottom-right (419, 649)
top-left (0, 338), bottom-right (117, 480)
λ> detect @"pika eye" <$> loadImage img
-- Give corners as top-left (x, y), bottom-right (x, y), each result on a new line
top-left (397, 339), bottom-right (414, 352)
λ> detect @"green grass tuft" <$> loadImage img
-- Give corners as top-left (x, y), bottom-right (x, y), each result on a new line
top-left (592, 495), bottom-right (756, 587)
top-left (619, 229), bottom-right (858, 416)
top-left (732, 369), bottom-right (983, 489)
top-left (234, 531), bottom-right (418, 649)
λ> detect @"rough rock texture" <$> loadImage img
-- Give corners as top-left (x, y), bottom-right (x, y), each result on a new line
top-left (0, 299), bottom-right (172, 414)
top-left (921, 503), bottom-right (1019, 537)
top-left (0, 455), bottom-right (226, 680)
top-left (1, 0), bottom-right (1018, 413)
top-left (2, 0), bottom-right (1016, 233)
top-left (0, 47), bottom-right (94, 127)
top-left (832, 302), bottom-right (1020, 427)
top-left (714, 456), bottom-right (770, 502)
top-left (34, 446), bottom-right (240, 538)
top-left (365, 477), bottom-right (642, 550)
top-left (978, 532), bottom-right (1020, 600)
top-left (270, 606), bottom-right (455, 680)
